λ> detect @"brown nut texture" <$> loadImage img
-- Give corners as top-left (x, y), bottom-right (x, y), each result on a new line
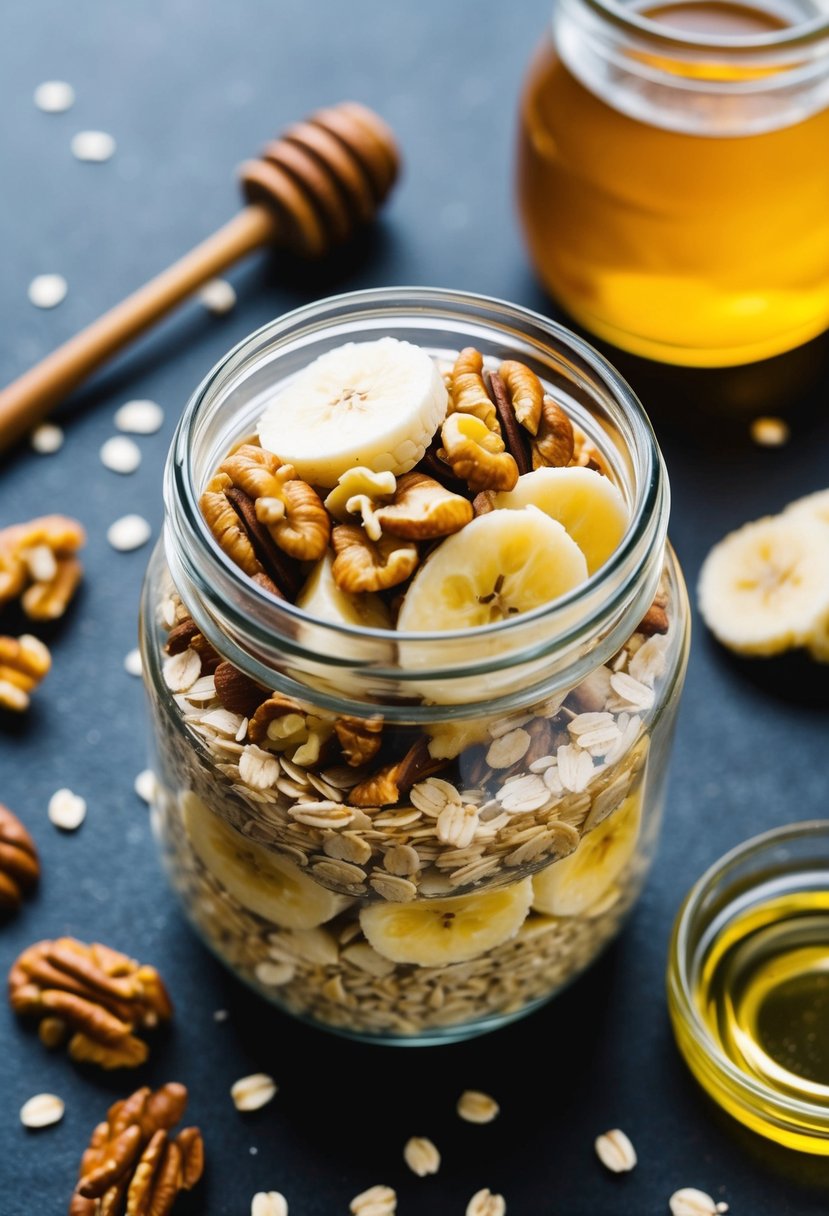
top-left (498, 360), bottom-right (544, 435)
top-left (448, 347), bottom-right (499, 432)
top-left (0, 634), bottom-right (52, 712)
top-left (219, 444), bottom-right (329, 560)
top-left (0, 515), bottom-right (85, 620)
top-left (69, 1083), bottom-right (203, 1216)
top-left (439, 413), bottom-right (519, 494)
top-left (532, 395), bottom-right (575, 469)
top-left (9, 937), bottom-right (172, 1069)
top-left (0, 804), bottom-right (39, 912)
top-left (331, 525), bottom-right (419, 593)
top-left (334, 716), bottom-right (383, 767)
top-left (374, 472), bottom-right (472, 540)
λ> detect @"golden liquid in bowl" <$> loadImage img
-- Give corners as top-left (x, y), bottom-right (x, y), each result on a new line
top-left (517, 1), bottom-right (829, 367)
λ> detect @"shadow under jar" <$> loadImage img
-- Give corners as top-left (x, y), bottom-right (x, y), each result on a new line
top-left (140, 288), bottom-right (690, 1044)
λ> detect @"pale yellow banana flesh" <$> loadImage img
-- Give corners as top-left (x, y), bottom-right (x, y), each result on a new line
top-left (181, 792), bottom-right (350, 928)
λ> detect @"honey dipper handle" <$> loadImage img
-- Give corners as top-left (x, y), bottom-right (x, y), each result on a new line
top-left (0, 204), bottom-right (277, 453)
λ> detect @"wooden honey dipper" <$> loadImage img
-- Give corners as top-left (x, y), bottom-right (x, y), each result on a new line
top-left (0, 101), bottom-right (400, 453)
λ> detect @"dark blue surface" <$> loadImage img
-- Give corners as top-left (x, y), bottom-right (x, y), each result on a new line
top-left (1, 2), bottom-right (828, 1212)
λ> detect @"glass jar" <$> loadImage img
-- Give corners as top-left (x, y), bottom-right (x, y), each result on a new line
top-left (140, 287), bottom-right (690, 1044)
top-left (517, 0), bottom-right (829, 367)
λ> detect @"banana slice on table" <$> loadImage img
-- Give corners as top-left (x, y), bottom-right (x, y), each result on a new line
top-left (698, 513), bottom-right (829, 656)
top-left (396, 507), bottom-right (589, 632)
top-left (531, 789), bottom-right (642, 917)
top-left (360, 880), bottom-right (533, 966)
top-left (296, 550), bottom-right (391, 630)
top-left (494, 466), bottom-right (629, 575)
top-left (257, 337), bottom-right (448, 488)
top-left (784, 488), bottom-right (829, 529)
top-left (181, 792), bottom-right (350, 929)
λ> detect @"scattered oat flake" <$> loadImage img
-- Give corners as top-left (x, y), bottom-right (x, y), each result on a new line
top-left (71, 129), bottom-right (116, 161)
top-left (200, 278), bottom-right (237, 314)
top-left (134, 769), bottom-right (156, 804)
top-left (594, 1128), bottom-right (637, 1172)
top-left (100, 435), bottom-right (141, 474)
top-left (114, 399), bottom-right (164, 434)
top-left (231, 1073), bottom-right (277, 1112)
top-left (213, 1008), bottom-right (229, 1022)
top-left (30, 423), bottom-right (64, 453)
top-left (20, 1093), bottom-right (64, 1128)
top-left (124, 648), bottom-right (143, 676)
top-left (28, 274), bottom-right (67, 309)
top-left (48, 788), bottom-right (86, 831)
top-left (750, 415), bottom-right (789, 447)
top-left (349, 1184), bottom-right (396, 1215)
top-left (251, 1191), bottom-right (288, 1216)
top-left (669, 1189), bottom-right (728, 1216)
top-left (457, 1089), bottom-right (500, 1124)
top-left (107, 513), bottom-right (151, 551)
top-left (403, 1136), bottom-right (440, 1177)
top-left (34, 80), bottom-right (75, 112)
top-left (466, 1188), bottom-right (506, 1216)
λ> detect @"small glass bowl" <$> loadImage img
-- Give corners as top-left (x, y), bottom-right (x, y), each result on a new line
top-left (668, 821), bottom-right (829, 1155)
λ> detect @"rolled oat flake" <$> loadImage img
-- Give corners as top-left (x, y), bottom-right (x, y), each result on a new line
top-left (114, 399), bottom-right (164, 434)
top-left (48, 788), bottom-right (87, 831)
top-left (71, 130), bottom-right (116, 161)
top-left (34, 80), bottom-right (75, 112)
top-left (669, 1188), bottom-right (729, 1216)
top-left (28, 274), bottom-right (67, 309)
top-left (20, 1093), bottom-right (65, 1128)
top-left (100, 435), bottom-right (142, 474)
top-left (251, 1193), bottom-right (288, 1216)
top-left (594, 1127), bottom-right (637, 1172)
top-left (231, 1073), bottom-right (277, 1112)
top-left (107, 514), bottom-right (152, 551)
top-left (30, 423), bottom-right (64, 453)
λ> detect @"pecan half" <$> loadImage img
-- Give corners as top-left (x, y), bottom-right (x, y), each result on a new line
top-left (225, 487), bottom-right (299, 598)
top-left (532, 395), bottom-right (575, 469)
top-left (331, 525), bottom-right (419, 593)
top-left (0, 634), bottom-right (51, 712)
top-left (220, 444), bottom-right (329, 561)
top-left (374, 472), bottom-right (472, 540)
top-left (0, 514), bottom-right (85, 619)
top-left (9, 938), bottom-right (172, 1068)
top-left (335, 716), bottom-right (383, 767)
top-left (498, 360), bottom-right (544, 435)
top-left (0, 805), bottom-right (39, 912)
top-left (487, 372), bottom-right (530, 476)
top-left (69, 1083), bottom-right (203, 1216)
top-left (439, 413), bottom-right (519, 493)
top-left (447, 347), bottom-right (499, 432)
top-left (200, 472), bottom-right (263, 578)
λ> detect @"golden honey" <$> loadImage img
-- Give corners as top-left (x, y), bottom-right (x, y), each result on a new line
top-left (517, 0), bottom-right (829, 366)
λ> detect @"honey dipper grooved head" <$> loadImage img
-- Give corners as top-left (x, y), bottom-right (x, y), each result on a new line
top-left (240, 100), bottom-right (400, 258)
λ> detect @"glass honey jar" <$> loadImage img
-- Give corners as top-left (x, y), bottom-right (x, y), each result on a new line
top-left (517, 0), bottom-right (829, 367)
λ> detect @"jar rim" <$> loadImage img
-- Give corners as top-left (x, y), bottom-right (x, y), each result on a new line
top-left (668, 820), bottom-right (829, 1143)
top-left (164, 287), bottom-right (668, 709)
top-left (583, 0), bottom-right (829, 51)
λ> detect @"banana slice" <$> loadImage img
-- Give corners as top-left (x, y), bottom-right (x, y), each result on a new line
top-left (296, 550), bottom-right (391, 630)
top-left (257, 338), bottom-right (448, 488)
top-left (360, 879), bottom-right (533, 966)
top-left (784, 488), bottom-right (829, 529)
top-left (698, 513), bottom-right (829, 656)
top-left (531, 789), bottom-right (641, 917)
top-left (494, 467), bottom-right (628, 575)
top-left (396, 507), bottom-right (589, 632)
top-left (180, 792), bottom-right (350, 928)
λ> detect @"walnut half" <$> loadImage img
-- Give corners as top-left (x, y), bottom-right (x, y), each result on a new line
top-left (439, 413), bottom-right (518, 493)
top-left (331, 525), bottom-right (419, 593)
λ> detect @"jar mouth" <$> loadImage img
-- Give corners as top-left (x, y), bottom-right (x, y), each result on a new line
top-left (165, 287), bottom-right (667, 706)
top-left (586, 0), bottom-right (829, 50)
top-left (668, 821), bottom-right (829, 1140)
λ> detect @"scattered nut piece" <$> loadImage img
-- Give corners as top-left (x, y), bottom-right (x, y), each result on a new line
top-left (71, 129), bottom-right (116, 161)
top-left (200, 278), bottom-right (237, 314)
top-left (466, 1188), bottom-right (506, 1216)
top-left (107, 514), bottom-right (152, 551)
top-left (403, 1136), bottom-right (440, 1177)
top-left (594, 1128), bottom-right (637, 1172)
top-left (9, 937), bottom-right (172, 1068)
top-left (448, 347), bottom-right (499, 431)
top-left (134, 770), bottom-right (156, 804)
top-left (0, 634), bottom-right (51, 711)
top-left (440, 413), bottom-right (518, 493)
top-left (331, 525), bottom-right (418, 593)
top-left (0, 514), bottom-right (85, 619)
top-left (457, 1089), bottom-right (500, 1124)
top-left (0, 804), bottom-right (39, 912)
top-left (124, 648), bottom-right (143, 676)
top-left (47, 788), bottom-right (87, 831)
top-left (669, 1188), bottom-right (728, 1216)
top-left (30, 423), bottom-right (64, 454)
top-left (100, 435), bottom-right (142, 474)
top-left (20, 1092), bottom-right (64, 1129)
top-left (28, 274), bottom-right (67, 309)
top-left (750, 415), bottom-right (789, 447)
top-left (69, 1082), bottom-right (203, 1214)
top-left (34, 80), bottom-right (75, 112)
top-left (231, 1073), bottom-right (277, 1112)
top-left (349, 1184), bottom-right (397, 1214)
top-left (114, 399), bottom-right (164, 434)
top-left (375, 472), bottom-right (473, 539)
top-left (252, 1192), bottom-right (289, 1216)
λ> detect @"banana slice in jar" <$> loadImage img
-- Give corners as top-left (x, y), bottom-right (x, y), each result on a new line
top-left (359, 880), bottom-right (534, 966)
top-left (180, 792), bottom-right (351, 929)
top-left (530, 789), bottom-right (642, 917)
top-left (494, 466), bottom-right (629, 576)
top-left (257, 337), bottom-right (448, 488)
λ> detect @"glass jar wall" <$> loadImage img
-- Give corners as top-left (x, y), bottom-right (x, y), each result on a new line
top-left (140, 288), bottom-right (690, 1044)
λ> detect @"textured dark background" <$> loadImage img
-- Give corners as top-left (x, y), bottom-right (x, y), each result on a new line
top-left (2, 1), bottom-right (828, 1213)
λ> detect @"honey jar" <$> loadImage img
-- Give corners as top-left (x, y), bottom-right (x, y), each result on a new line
top-left (517, 0), bottom-right (829, 367)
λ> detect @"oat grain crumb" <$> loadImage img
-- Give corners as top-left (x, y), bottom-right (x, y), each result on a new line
top-left (403, 1135), bottom-right (441, 1176)
top-left (231, 1072), bottom-right (277, 1112)
top-left (457, 1089), bottom-right (500, 1124)
top-left (594, 1127), bottom-right (637, 1172)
